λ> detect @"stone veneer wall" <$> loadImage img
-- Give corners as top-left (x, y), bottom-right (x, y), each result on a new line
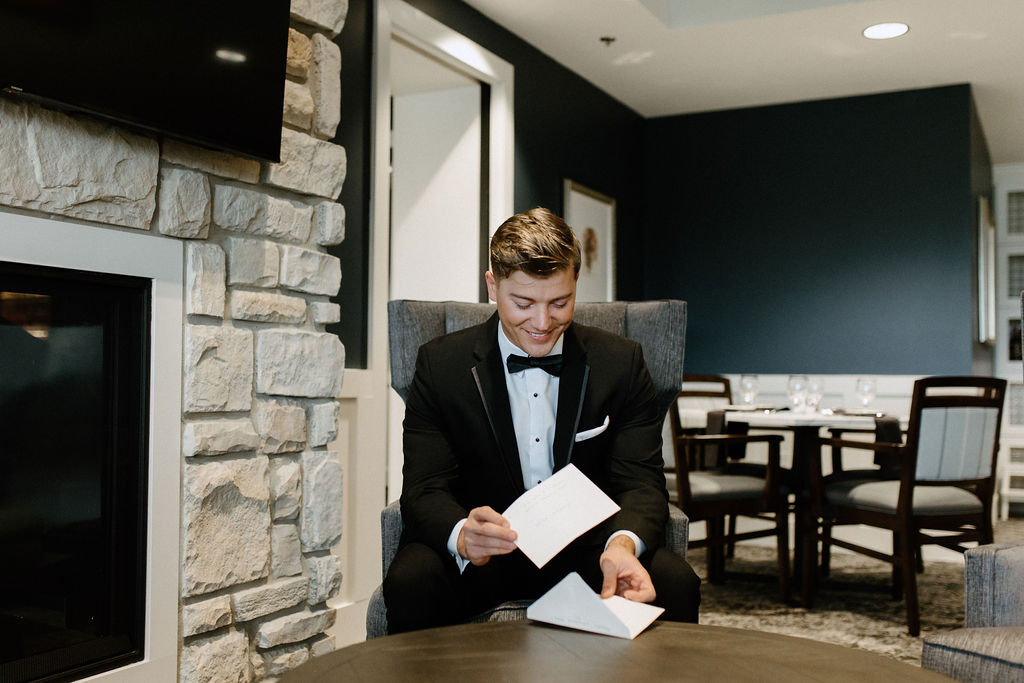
top-left (0, 1), bottom-right (350, 680)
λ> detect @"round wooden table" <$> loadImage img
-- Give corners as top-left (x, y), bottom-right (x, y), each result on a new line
top-left (280, 621), bottom-right (950, 682)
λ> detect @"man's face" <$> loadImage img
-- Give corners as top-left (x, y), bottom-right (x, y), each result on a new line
top-left (485, 267), bottom-right (577, 357)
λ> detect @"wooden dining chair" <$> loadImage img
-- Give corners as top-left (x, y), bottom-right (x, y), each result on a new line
top-left (811, 376), bottom-right (1007, 636)
top-left (669, 374), bottom-right (758, 556)
top-left (670, 431), bottom-right (790, 601)
top-left (675, 374), bottom-right (734, 435)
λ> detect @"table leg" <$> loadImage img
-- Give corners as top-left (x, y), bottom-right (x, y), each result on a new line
top-left (789, 426), bottom-right (820, 607)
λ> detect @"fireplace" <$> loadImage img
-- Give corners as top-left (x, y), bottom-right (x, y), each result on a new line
top-left (1, 213), bottom-right (182, 682)
top-left (1, 261), bottom-right (150, 681)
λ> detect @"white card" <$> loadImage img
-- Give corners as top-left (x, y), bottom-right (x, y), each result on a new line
top-left (527, 572), bottom-right (664, 639)
top-left (502, 464), bottom-right (620, 568)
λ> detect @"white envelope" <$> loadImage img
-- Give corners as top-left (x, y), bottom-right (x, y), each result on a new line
top-left (502, 464), bottom-right (619, 568)
top-left (527, 572), bottom-right (664, 640)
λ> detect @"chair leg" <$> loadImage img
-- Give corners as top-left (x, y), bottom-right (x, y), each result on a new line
top-left (726, 514), bottom-right (737, 558)
top-left (899, 528), bottom-right (920, 636)
top-left (820, 522), bottom-right (832, 576)
top-left (775, 506), bottom-right (790, 603)
top-left (981, 511), bottom-right (995, 545)
top-left (706, 516), bottom-right (726, 584)
top-left (891, 531), bottom-right (904, 600)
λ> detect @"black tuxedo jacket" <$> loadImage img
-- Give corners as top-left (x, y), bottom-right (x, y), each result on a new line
top-left (399, 312), bottom-right (669, 563)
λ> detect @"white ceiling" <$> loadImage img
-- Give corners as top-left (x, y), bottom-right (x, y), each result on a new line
top-left (461, 0), bottom-right (1024, 164)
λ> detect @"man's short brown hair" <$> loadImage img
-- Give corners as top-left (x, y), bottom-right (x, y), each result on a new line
top-left (489, 207), bottom-right (582, 281)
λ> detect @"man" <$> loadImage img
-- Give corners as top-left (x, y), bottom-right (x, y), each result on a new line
top-left (383, 208), bottom-right (700, 633)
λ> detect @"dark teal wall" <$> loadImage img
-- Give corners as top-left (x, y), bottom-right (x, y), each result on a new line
top-left (640, 85), bottom-right (988, 375)
top-left (340, 3), bottom-right (992, 375)
top-left (403, 0), bottom-right (649, 298)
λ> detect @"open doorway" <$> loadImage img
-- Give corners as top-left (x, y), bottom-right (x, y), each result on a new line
top-left (389, 36), bottom-right (486, 303)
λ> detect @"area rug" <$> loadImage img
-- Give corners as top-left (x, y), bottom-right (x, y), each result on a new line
top-left (691, 519), bottom-right (1024, 666)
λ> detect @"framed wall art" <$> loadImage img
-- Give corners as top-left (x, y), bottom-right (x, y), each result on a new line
top-left (564, 179), bottom-right (616, 302)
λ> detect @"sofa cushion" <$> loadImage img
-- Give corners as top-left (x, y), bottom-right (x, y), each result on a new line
top-left (966, 543), bottom-right (1024, 628)
top-left (922, 626), bottom-right (1024, 681)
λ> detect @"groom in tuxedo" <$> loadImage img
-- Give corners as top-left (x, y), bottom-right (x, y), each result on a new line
top-left (383, 208), bottom-right (700, 633)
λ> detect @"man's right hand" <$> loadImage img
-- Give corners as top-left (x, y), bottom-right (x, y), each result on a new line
top-left (456, 506), bottom-right (518, 566)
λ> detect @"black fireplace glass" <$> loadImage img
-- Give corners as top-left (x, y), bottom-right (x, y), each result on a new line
top-left (0, 261), bottom-right (150, 682)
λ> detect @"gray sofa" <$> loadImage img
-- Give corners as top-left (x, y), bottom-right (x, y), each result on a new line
top-left (921, 542), bottom-right (1024, 681)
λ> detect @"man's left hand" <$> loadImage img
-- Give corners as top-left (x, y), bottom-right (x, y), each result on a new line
top-left (599, 535), bottom-right (656, 602)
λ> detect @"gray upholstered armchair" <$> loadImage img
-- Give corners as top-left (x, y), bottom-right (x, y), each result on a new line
top-left (922, 541), bottom-right (1024, 680)
top-left (365, 299), bottom-right (691, 639)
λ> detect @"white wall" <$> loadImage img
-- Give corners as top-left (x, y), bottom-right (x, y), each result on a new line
top-left (390, 84), bottom-right (482, 302)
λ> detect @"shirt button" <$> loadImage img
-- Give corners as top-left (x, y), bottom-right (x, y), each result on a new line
top-left (533, 393), bottom-right (538, 398)
top-left (534, 437), bottom-right (540, 442)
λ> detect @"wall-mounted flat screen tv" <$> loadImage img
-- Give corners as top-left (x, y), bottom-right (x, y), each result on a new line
top-left (0, 0), bottom-right (290, 163)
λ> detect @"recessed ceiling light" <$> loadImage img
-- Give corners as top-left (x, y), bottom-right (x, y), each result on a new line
top-left (863, 22), bottom-right (909, 40)
top-left (215, 48), bottom-right (247, 63)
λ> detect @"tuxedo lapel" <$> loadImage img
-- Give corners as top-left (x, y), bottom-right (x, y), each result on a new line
top-left (553, 324), bottom-right (589, 471)
top-left (470, 314), bottom-right (525, 492)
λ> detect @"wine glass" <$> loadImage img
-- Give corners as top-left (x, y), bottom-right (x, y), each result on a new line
top-left (805, 377), bottom-right (824, 412)
top-left (739, 374), bottom-right (759, 405)
top-left (787, 374), bottom-right (808, 411)
top-left (855, 377), bottom-right (877, 409)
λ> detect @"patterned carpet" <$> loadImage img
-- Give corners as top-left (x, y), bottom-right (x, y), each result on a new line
top-left (691, 518), bottom-right (1024, 666)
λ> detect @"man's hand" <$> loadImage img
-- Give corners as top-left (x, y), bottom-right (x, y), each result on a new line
top-left (456, 506), bottom-right (518, 566)
top-left (599, 535), bottom-right (656, 602)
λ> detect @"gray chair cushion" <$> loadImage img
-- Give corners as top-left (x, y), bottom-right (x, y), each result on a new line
top-left (825, 479), bottom-right (983, 515)
top-left (666, 503), bottom-right (689, 557)
top-left (443, 302), bottom-right (494, 334)
top-left (573, 302), bottom-right (627, 336)
top-left (366, 586), bottom-right (388, 639)
top-left (380, 500), bottom-right (403, 577)
top-left (965, 542), bottom-right (1024, 628)
top-left (922, 626), bottom-right (1024, 681)
top-left (689, 472), bottom-right (766, 502)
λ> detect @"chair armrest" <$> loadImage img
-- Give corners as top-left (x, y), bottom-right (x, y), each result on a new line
top-left (666, 502), bottom-right (689, 560)
top-left (965, 542), bottom-right (1024, 627)
top-left (675, 432), bottom-right (784, 468)
top-left (678, 433), bottom-right (785, 445)
top-left (381, 500), bottom-right (404, 577)
top-left (827, 427), bottom-right (905, 441)
top-left (816, 436), bottom-right (904, 454)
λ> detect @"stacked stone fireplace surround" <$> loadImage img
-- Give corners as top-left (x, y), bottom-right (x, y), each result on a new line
top-left (0, 1), bottom-right (350, 679)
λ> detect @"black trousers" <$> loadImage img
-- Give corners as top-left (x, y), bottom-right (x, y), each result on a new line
top-left (382, 538), bottom-right (701, 634)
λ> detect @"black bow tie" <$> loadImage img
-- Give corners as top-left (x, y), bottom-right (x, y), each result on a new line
top-left (506, 353), bottom-right (563, 376)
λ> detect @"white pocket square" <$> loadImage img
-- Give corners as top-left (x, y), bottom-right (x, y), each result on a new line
top-left (575, 415), bottom-right (610, 442)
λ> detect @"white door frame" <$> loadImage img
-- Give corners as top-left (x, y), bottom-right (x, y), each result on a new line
top-left (386, 0), bottom-right (515, 236)
top-left (380, 0), bottom-right (514, 500)
top-left (328, 0), bottom-right (514, 646)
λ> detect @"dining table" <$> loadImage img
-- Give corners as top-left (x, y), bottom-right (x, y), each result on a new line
top-left (679, 405), bottom-right (905, 606)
